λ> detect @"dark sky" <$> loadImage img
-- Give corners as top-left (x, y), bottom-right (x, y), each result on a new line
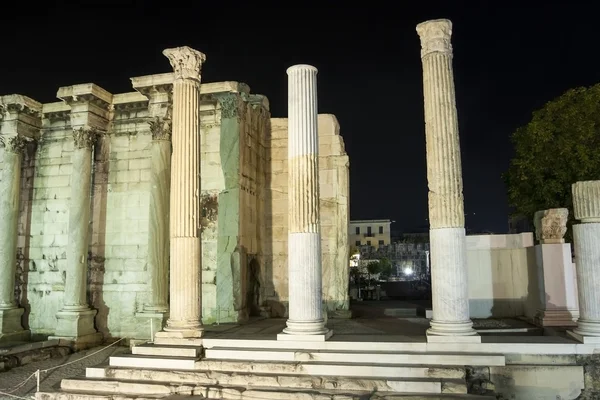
top-left (2, 1), bottom-right (599, 233)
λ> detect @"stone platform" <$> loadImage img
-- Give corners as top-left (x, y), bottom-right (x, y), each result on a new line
top-left (28, 317), bottom-right (592, 400)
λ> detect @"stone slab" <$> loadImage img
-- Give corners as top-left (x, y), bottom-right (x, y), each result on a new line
top-left (109, 354), bottom-right (198, 370)
top-left (132, 343), bottom-right (202, 357)
top-left (0, 329), bottom-right (30, 344)
top-left (427, 334), bottom-right (482, 344)
top-left (48, 332), bottom-right (103, 350)
top-left (567, 330), bottom-right (600, 344)
top-left (277, 329), bottom-right (333, 342)
top-left (153, 336), bottom-right (203, 346)
top-left (205, 348), bottom-right (505, 366)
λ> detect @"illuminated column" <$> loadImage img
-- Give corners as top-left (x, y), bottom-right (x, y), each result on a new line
top-left (278, 64), bottom-right (331, 341)
top-left (0, 135), bottom-right (29, 342)
top-left (569, 181), bottom-right (600, 343)
top-left (155, 46), bottom-right (206, 342)
top-left (417, 19), bottom-right (478, 341)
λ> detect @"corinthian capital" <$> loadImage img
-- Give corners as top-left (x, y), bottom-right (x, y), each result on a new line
top-left (73, 127), bottom-right (99, 150)
top-left (149, 115), bottom-right (172, 141)
top-left (416, 19), bottom-right (453, 58)
top-left (163, 46), bottom-right (207, 81)
top-left (0, 135), bottom-right (29, 154)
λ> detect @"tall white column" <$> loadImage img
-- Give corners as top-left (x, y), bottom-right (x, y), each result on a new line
top-left (54, 128), bottom-right (100, 340)
top-left (155, 46), bottom-right (206, 343)
top-left (417, 19), bottom-right (478, 341)
top-left (569, 181), bottom-right (600, 343)
top-left (0, 135), bottom-right (30, 342)
top-left (278, 65), bottom-right (331, 341)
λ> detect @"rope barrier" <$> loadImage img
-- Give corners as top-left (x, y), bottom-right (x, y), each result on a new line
top-left (0, 337), bottom-right (125, 398)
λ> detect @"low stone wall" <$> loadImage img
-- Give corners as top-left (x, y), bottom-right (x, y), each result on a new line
top-left (466, 233), bottom-right (538, 319)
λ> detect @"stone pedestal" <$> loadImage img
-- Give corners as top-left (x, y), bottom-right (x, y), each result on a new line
top-left (534, 243), bottom-right (578, 327)
top-left (0, 135), bottom-right (30, 342)
top-left (568, 181), bottom-right (600, 343)
top-left (417, 19), bottom-right (478, 342)
top-left (278, 64), bottom-right (331, 341)
top-left (53, 129), bottom-right (101, 345)
top-left (154, 46), bottom-right (206, 344)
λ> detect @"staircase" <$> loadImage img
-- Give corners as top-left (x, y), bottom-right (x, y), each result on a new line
top-left (35, 340), bottom-right (504, 399)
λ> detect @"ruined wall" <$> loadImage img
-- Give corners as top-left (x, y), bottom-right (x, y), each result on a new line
top-left (200, 86), bottom-right (270, 324)
top-left (264, 114), bottom-right (350, 317)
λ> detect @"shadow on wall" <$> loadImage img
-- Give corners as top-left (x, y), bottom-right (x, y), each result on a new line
top-left (259, 117), bottom-right (285, 318)
top-left (18, 141), bottom-right (37, 335)
top-left (89, 135), bottom-right (109, 338)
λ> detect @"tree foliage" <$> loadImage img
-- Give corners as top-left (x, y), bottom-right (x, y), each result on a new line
top-left (504, 84), bottom-right (600, 232)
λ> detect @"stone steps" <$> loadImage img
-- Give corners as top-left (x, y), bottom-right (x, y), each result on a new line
top-left (60, 375), bottom-right (465, 395)
top-left (84, 366), bottom-right (467, 393)
top-left (203, 347), bottom-right (505, 366)
top-left (95, 359), bottom-right (466, 379)
top-left (32, 377), bottom-right (494, 399)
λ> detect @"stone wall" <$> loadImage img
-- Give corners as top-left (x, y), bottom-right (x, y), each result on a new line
top-left (265, 115), bottom-right (350, 317)
top-left (466, 233), bottom-right (538, 319)
top-left (1, 76), bottom-right (349, 340)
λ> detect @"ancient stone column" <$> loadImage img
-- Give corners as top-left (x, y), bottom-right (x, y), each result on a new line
top-left (0, 135), bottom-right (29, 342)
top-left (279, 65), bottom-right (331, 340)
top-left (155, 46), bottom-right (206, 342)
top-left (417, 19), bottom-right (478, 340)
top-left (54, 128), bottom-right (100, 340)
top-left (569, 181), bottom-right (600, 343)
top-left (145, 116), bottom-right (172, 314)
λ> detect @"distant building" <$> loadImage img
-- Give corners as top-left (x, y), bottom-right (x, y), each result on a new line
top-left (349, 219), bottom-right (392, 247)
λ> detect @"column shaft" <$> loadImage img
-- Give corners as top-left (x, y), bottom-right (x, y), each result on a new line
top-left (146, 138), bottom-right (171, 312)
top-left (573, 223), bottom-right (600, 336)
top-left (64, 146), bottom-right (93, 309)
top-left (283, 65), bottom-right (328, 336)
top-left (570, 180), bottom-right (600, 339)
top-left (157, 46), bottom-right (206, 340)
top-left (0, 145), bottom-right (22, 309)
top-left (417, 19), bottom-right (476, 338)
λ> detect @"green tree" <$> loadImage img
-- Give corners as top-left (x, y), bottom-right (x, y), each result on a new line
top-left (504, 84), bottom-right (600, 238)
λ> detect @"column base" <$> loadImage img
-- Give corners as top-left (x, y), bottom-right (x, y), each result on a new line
top-left (54, 308), bottom-right (98, 338)
top-left (427, 320), bottom-right (480, 343)
top-left (154, 322), bottom-right (204, 346)
top-left (535, 309), bottom-right (579, 327)
top-left (278, 330), bottom-right (333, 342)
top-left (0, 307), bottom-right (29, 343)
top-left (567, 319), bottom-right (600, 344)
top-left (279, 319), bottom-right (332, 341)
top-left (0, 329), bottom-right (31, 344)
top-left (135, 311), bottom-right (169, 341)
top-left (48, 332), bottom-right (103, 351)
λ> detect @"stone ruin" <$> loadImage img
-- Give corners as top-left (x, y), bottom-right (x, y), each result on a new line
top-left (0, 52), bottom-right (350, 342)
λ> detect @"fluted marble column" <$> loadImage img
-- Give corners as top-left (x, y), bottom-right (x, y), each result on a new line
top-left (569, 181), bottom-right (600, 343)
top-left (0, 135), bottom-right (29, 342)
top-left (155, 46), bottom-right (206, 341)
top-left (279, 65), bottom-right (331, 341)
top-left (417, 19), bottom-right (477, 340)
top-left (54, 128), bottom-right (100, 339)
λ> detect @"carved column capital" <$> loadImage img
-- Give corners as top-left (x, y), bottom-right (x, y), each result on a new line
top-left (534, 208), bottom-right (569, 244)
top-left (163, 46), bottom-right (206, 81)
top-left (416, 19), bottom-right (453, 58)
top-left (72, 127), bottom-right (99, 150)
top-left (216, 93), bottom-right (244, 119)
top-left (0, 135), bottom-right (29, 155)
top-left (149, 115), bottom-right (172, 141)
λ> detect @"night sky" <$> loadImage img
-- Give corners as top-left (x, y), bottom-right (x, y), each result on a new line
top-left (2, 1), bottom-right (599, 234)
